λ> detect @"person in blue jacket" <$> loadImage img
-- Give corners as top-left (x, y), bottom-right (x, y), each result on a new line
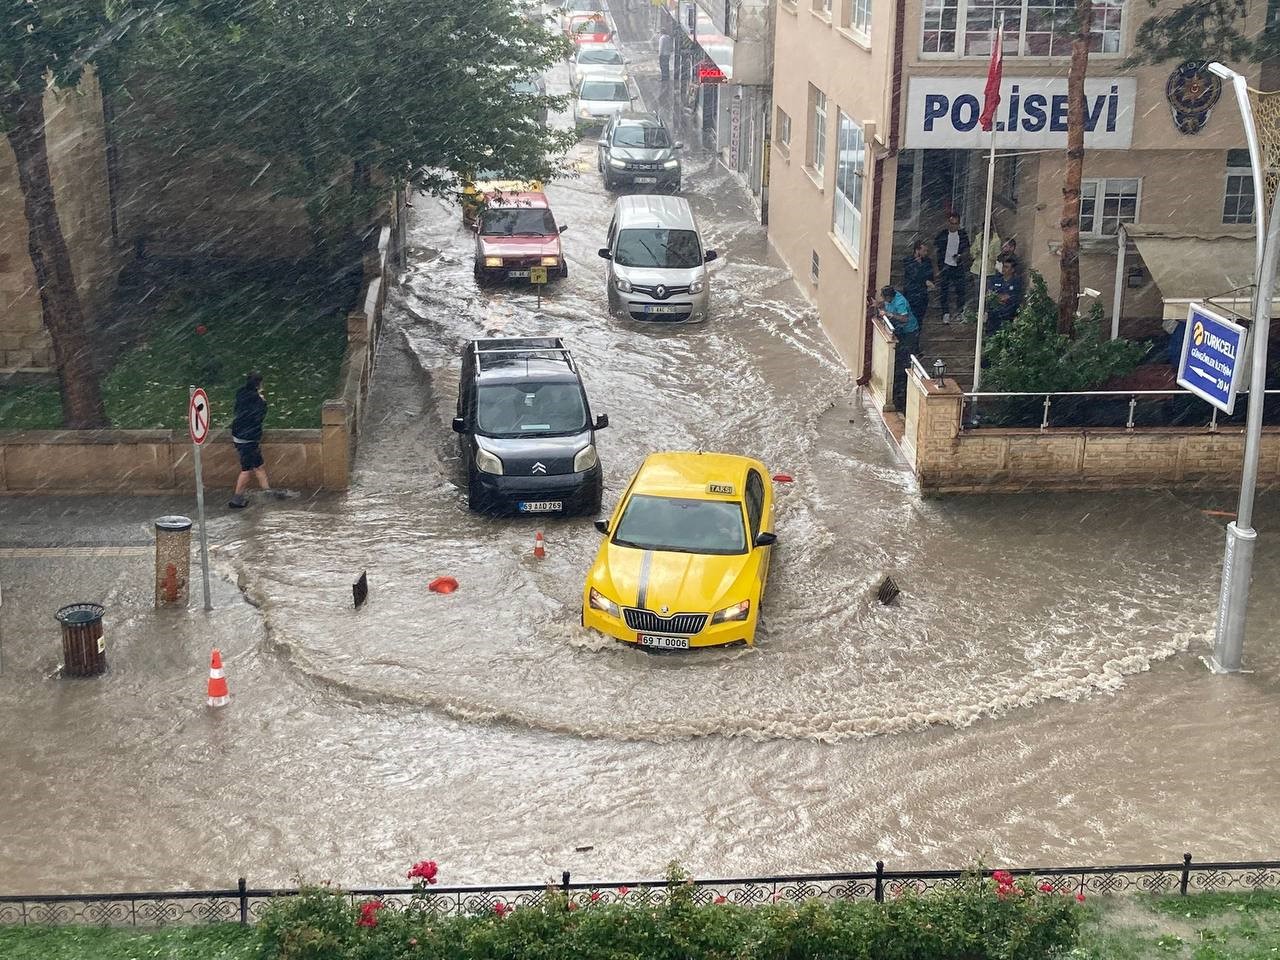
top-left (879, 284), bottom-right (919, 410)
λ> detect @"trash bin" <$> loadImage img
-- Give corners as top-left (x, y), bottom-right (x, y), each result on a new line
top-left (55, 603), bottom-right (106, 677)
top-left (154, 515), bottom-right (193, 608)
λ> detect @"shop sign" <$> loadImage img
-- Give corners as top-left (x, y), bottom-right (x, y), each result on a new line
top-left (904, 76), bottom-right (1135, 149)
top-left (698, 62), bottom-right (727, 83)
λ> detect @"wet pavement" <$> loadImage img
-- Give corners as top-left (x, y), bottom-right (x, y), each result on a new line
top-left (2, 7), bottom-right (1280, 894)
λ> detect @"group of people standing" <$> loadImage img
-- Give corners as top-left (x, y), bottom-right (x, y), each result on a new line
top-left (877, 212), bottom-right (1026, 407)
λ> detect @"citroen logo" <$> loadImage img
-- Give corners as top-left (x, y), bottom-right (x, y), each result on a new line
top-left (655, 284), bottom-right (668, 300)
top-left (531, 462), bottom-right (547, 474)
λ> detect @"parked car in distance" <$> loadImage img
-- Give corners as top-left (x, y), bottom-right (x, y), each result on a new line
top-left (598, 112), bottom-right (682, 193)
top-left (582, 451), bottom-right (777, 649)
top-left (571, 44), bottom-right (627, 88)
top-left (568, 12), bottom-right (614, 44)
top-left (474, 192), bottom-right (568, 284)
top-left (511, 75), bottom-right (549, 125)
top-left (559, 0), bottom-right (604, 32)
top-left (599, 195), bottom-right (717, 323)
top-left (454, 338), bottom-right (607, 516)
top-left (575, 75), bottom-right (633, 130)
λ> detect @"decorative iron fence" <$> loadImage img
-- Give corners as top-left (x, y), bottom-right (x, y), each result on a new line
top-left (959, 388), bottom-right (1280, 431)
top-left (4, 855), bottom-right (1280, 927)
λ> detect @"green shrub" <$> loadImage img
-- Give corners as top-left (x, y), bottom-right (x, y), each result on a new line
top-left (255, 864), bottom-right (1084, 960)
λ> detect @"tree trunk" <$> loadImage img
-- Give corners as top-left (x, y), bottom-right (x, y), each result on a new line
top-left (4, 89), bottom-right (107, 428)
top-left (1057, 0), bottom-right (1092, 336)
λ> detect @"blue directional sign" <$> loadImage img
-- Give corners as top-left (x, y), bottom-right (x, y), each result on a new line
top-left (1177, 303), bottom-right (1248, 415)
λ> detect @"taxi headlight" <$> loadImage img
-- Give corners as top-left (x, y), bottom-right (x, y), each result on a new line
top-left (484, 256), bottom-right (503, 268)
top-left (475, 449), bottom-right (504, 475)
top-left (578, 107), bottom-right (592, 118)
top-left (589, 587), bottom-right (619, 617)
top-left (663, 159), bottom-right (679, 168)
top-left (574, 444), bottom-right (598, 472)
top-left (614, 278), bottom-right (632, 293)
top-left (609, 157), bottom-right (626, 168)
top-left (711, 600), bottom-right (750, 623)
top-left (541, 255), bottom-right (560, 266)
top-left (689, 278), bottom-right (705, 294)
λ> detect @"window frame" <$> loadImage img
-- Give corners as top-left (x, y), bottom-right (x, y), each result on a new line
top-left (745, 471), bottom-right (765, 539)
top-left (841, 0), bottom-right (872, 39)
top-left (831, 111), bottom-right (866, 261)
top-left (920, 0), bottom-right (1126, 60)
top-left (1223, 165), bottom-right (1256, 225)
top-left (809, 87), bottom-right (828, 179)
top-left (1079, 176), bottom-right (1141, 238)
top-left (777, 107), bottom-right (792, 149)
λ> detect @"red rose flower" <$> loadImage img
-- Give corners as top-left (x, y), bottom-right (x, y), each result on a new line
top-left (568, 901), bottom-right (579, 911)
top-left (408, 860), bottom-right (439, 884)
top-left (991, 870), bottom-right (1014, 886)
top-left (589, 891), bottom-right (601, 902)
top-left (714, 895), bottom-right (727, 905)
top-left (357, 900), bottom-right (385, 927)
top-left (617, 885), bottom-right (630, 896)
top-left (195, 324), bottom-right (207, 335)
top-left (1039, 883), bottom-right (1054, 893)
top-left (493, 902), bottom-right (508, 917)
top-left (1076, 893), bottom-right (1086, 903)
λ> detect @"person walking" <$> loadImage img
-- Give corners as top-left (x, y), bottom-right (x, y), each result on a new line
top-left (933, 212), bottom-right (971, 325)
top-left (228, 372), bottom-right (275, 509)
top-left (658, 31), bottom-right (672, 81)
top-left (878, 284), bottom-right (920, 410)
top-left (902, 239), bottom-right (935, 327)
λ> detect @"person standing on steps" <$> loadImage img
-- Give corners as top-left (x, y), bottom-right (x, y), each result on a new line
top-left (658, 30), bottom-right (672, 81)
top-left (933, 212), bottom-right (971, 325)
top-left (228, 372), bottom-right (276, 509)
top-left (902, 238), bottom-right (935, 329)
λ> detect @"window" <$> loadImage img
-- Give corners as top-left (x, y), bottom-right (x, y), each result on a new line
top-left (745, 471), bottom-right (765, 539)
top-left (832, 112), bottom-right (865, 258)
top-left (1224, 148), bottom-right (1255, 225)
top-left (922, 0), bottom-right (1124, 57)
top-left (810, 250), bottom-right (820, 284)
top-left (814, 0), bottom-right (833, 15)
top-left (1079, 178), bottom-right (1139, 237)
top-left (777, 107), bottom-right (792, 149)
top-left (994, 153), bottom-right (1019, 208)
top-left (808, 86), bottom-right (828, 179)
top-left (842, 0), bottom-right (872, 36)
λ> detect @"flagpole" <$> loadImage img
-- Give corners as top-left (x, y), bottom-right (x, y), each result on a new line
top-left (972, 14), bottom-right (1004, 397)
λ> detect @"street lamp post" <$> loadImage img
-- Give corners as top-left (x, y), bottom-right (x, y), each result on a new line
top-left (1206, 61), bottom-right (1278, 673)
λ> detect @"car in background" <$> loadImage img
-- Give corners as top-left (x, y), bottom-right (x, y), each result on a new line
top-left (559, 0), bottom-right (604, 32)
top-left (574, 75), bottom-right (634, 130)
top-left (454, 338), bottom-right (607, 516)
top-left (568, 13), bottom-right (614, 45)
top-left (512, 75), bottom-right (549, 125)
top-left (474, 192), bottom-right (568, 284)
top-left (598, 112), bottom-right (682, 193)
top-left (582, 451), bottom-right (777, 649)
top-left (460, 168), bottom-right (545, 224)
top-left (571, 44), bottom-right (627, 88)
top-left (599, 195), bottom-right (717, 322)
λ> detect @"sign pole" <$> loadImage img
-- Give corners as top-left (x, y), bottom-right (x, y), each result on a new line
top-left (972, 14), bottom-right (1003, 398)
top-left (1211, 185), bottom-right (1280, 672)
top-left (189, 386), bottom-right (213, 612)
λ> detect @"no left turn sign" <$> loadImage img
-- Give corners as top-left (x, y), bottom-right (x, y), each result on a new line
top-left (189, 387), bottom-right (210, 446)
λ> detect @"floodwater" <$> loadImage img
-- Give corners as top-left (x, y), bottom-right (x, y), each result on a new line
top-left (2, 7), bottom-right (1280, 893)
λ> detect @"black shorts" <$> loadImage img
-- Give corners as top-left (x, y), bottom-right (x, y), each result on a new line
top-left (235, 442), bottom-right (264, 472)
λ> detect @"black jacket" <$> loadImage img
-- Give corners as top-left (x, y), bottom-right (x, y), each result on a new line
top-left (934, 227), bottom-right (971, 270)
top-left (231, 385), bottom-right (267, 442)
top-left (902, 255), bottom-right (935, 298)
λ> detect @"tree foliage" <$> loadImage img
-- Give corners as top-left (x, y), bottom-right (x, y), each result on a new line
top-left (1127, 0), bottom-right (1267, 66)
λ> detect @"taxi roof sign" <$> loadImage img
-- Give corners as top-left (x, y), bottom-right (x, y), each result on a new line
top-left (707, 482), bottom-right (735, 495)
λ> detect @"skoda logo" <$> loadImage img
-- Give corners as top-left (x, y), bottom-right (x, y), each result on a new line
top-left (531, 462), bottom-right (547, 474)
top-left (655, 284), bottom-right (668, 300)
top-left (660, 605), bottom-right (670, 614)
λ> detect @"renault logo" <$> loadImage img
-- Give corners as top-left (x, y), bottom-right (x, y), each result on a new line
top-left (531, 462), bottom-right (547, 474)
top-left (655, 284), bottom-right (668, 300)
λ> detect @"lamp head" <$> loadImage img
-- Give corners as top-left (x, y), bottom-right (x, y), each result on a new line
top-left (1206, 61), bottom-right (1234, 81)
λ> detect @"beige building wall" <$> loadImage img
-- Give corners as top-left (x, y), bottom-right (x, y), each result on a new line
top-left (0, 69), bottom-right (119, 372)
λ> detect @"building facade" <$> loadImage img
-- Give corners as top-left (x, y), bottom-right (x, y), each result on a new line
top-left (769, 0), bottom-right (1267, 379)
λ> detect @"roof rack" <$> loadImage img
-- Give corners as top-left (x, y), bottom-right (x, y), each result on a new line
top-left (471, 337), bottom-right (575, 372)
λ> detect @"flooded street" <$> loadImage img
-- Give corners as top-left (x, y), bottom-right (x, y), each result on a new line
top-left (3, 8), bottom-right (1280, 893)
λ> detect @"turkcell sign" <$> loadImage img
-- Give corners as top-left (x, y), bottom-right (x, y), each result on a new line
top-left (904, 77), bottom-right (1136, 149)
top-left (1177, 303), bottom-right (1248, 415)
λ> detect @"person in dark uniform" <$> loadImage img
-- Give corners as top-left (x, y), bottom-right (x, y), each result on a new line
top-left (986, 254), bottom-right (1024, 335)
top-left (902, 239), bottom-right (935, 327)
top-left (228, 372), bottom-right (274, 509)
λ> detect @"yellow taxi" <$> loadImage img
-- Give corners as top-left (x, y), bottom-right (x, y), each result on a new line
top-left (582, 452), bottom-right (777, 650)
top-left (461, 169), bottom-right (545, 225)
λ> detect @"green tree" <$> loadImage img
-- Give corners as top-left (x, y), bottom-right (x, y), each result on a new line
top-left (118, 0), bottom-right (572, 272)
top-left (1126, 0), bottom-right (1263, 66)
top-left (0, 1), bottom-right (153, 427)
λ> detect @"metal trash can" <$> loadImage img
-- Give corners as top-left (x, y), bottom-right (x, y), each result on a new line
top-left (55, 603), bottom-right (106, 677)
top-left (154, 515), bottom-right (193, 608)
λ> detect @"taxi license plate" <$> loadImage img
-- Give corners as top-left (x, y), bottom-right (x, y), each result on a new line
top-left (634, 176), bottom-right (657, 184)
top-left (507, 269), bottom-right (531, 278)
top-left (519, 500), bottom-right (562, 513)
top-left (644, 304), bottom-right (682, 314)
top-left (639, 634), bottom-right (689, 650)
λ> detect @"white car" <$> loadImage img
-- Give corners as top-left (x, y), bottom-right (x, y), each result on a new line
top-left (575, 74), bottom-right (634, 129)
top-left (571, 44), bottom-right (627, 88)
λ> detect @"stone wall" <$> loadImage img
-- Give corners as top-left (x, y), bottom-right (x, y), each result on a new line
top-left (0, 69), bottom-right (119, 371)
top-left (899, 369), bottom-right (1271, 494)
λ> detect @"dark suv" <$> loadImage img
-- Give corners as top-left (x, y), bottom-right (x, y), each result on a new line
top-left (453, 338), bottom-right (607, 516)
top-left (598, 112), bottom-right (683, 193)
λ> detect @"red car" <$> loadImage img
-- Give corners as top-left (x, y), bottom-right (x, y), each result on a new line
top-left (473, 192), bottom-right (568, 284)
top-left (568, 13), bottom-right (613, 44)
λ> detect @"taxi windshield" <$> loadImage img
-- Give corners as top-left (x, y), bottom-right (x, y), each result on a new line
top-left (612, 495), bottom-right (747, 555)
top-left (479, 207), bottom-right (556, 236)
top-left (580, 80), bottom-right (629, 101)
top-left (476, 383), bottom-right (587, 437)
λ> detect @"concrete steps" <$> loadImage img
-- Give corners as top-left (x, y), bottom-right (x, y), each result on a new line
top-left (918, 320), bottom-right (979, 389)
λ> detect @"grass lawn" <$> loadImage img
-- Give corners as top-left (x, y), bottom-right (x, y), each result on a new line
top-left (0, 923), bottom-right (256, 959)
top-left (0, 267), bottom-right (351, 431)
top-left (1074, 892), bottom-right (1280, 959)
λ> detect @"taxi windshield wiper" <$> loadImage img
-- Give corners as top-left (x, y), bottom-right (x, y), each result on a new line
top-left (611, 536), bottom-right (647, 549)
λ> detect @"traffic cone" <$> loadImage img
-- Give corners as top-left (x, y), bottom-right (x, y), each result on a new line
top-left (207, 649), bottom-right (229, 707)
top-left (533, 531), bottom-right (546, 559)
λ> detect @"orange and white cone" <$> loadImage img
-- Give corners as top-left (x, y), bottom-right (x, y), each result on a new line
top-left (207, 649), bottom-right (229, 707)
top-left (533, 531), bottom-right (546, 559)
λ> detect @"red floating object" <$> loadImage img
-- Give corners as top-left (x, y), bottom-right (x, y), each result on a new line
top-left (428, 576), bottom-right (459, 594)
top-left (772, 473), bottom-right (794, 483)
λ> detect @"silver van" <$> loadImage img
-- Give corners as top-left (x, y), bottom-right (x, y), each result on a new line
top-left (598, 196), bottom-right (717, 323)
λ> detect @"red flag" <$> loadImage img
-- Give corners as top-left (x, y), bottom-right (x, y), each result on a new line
top-left (979, 24), bottom-right (1004, 132)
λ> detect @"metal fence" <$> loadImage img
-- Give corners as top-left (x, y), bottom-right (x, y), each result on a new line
top-left (4, 856), bottom-right (1280, 927)
top-left (959, 388), bottom-right (1280, 431)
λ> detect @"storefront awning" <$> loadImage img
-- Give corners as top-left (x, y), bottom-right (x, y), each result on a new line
top-left (1120, 224), bottom-right (1259, 322)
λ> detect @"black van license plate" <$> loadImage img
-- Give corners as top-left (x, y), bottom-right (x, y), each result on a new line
top-left (519, 500), bottom-right (562, 513)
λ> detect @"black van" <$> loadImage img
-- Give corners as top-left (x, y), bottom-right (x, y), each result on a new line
top-left (452, 338), bottom-right (607, 516)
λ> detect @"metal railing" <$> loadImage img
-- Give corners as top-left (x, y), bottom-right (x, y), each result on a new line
top-left (960, 388), bottom-right (1280, 432)
top-left (4, 856), bottom-right (1280, 927)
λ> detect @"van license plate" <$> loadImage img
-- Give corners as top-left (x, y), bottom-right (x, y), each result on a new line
top-left (519, 500), bottom-right (562, 513)
top-left (507, 269), bottom-right (531, 278)
top-left (634, 176), bottom-right (657, 184)
top-left (644, 305), bottom-right (682, 314)
top-left (639, 634), bottom-right (689, 650)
